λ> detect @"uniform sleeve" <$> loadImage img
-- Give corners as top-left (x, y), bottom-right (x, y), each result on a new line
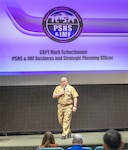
top-left (71, 86), bottom-right (79, 98)
top-left (53, 86), bottom-right (57, 95)
top-left (53, 86), bottom-right (60, 95)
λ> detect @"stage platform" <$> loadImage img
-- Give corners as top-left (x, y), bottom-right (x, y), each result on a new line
top-left (0, 131), bottom-right (128, 150)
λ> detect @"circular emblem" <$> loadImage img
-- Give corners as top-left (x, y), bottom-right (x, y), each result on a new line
top-left (42, 7), bottom-right (83, 43)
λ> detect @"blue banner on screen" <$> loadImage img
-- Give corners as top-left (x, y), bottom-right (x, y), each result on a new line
top-left (0, 0), bottom-right (128, 75)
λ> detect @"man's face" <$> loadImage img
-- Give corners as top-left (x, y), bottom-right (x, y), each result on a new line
top-left (61, 78), bottom-right (68, 87)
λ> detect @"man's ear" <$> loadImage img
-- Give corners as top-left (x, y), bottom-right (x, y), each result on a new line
top-left (103, 143), bottom-right (107, 150)
top-left (81, 141), bottom-right (83, 145)
top-left (120, 141), bottom-right (124, 149)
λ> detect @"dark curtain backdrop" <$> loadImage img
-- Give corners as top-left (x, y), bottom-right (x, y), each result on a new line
top-left (0, 84), bottom-right (128, 134)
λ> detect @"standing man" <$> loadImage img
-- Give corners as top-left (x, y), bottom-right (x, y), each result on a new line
top-left (52, 77), bottom-right (79, 139)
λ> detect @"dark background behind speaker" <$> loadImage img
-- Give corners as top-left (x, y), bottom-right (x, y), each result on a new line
top-left (0, 84), bottom-right (128, 134)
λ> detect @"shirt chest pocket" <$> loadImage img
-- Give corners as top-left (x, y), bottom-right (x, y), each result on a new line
top-left (65, 89), bottom-right (71, 96)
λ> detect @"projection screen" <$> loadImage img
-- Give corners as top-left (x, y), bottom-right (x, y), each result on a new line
top-left (0, 0), bottom-right (128, 85)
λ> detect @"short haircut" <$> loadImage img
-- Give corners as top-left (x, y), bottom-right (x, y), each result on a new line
top-left (73, 134), bottom-right (83, 144)
top-left (61, 77), bottom-right (68, 82)
top-left (103, 129), bottom-right (122, 150)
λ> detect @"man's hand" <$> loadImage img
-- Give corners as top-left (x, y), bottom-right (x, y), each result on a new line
top-left (72, 106), bottom-right (77, 112)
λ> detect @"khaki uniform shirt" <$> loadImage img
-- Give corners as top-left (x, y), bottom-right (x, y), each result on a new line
top-left (53, 84), bottom-right (79, 105)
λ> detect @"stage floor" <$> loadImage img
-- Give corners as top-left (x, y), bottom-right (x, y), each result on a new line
top-left (0, 131), bottom-right (128, 148)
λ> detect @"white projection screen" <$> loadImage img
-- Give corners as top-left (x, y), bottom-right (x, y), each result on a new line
top-left (0, 0), bottom-right (128, 85)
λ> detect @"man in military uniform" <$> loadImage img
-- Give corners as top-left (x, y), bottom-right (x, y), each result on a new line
top-left (53, 77), bottom-right (79, 139)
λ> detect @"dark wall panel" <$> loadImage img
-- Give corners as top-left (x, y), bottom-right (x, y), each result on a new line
top-left (0, 84), bottom-right (128, 133)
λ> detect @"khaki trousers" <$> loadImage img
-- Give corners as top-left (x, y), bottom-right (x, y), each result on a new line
top-left (57, 104), bottom-right (73, 136)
